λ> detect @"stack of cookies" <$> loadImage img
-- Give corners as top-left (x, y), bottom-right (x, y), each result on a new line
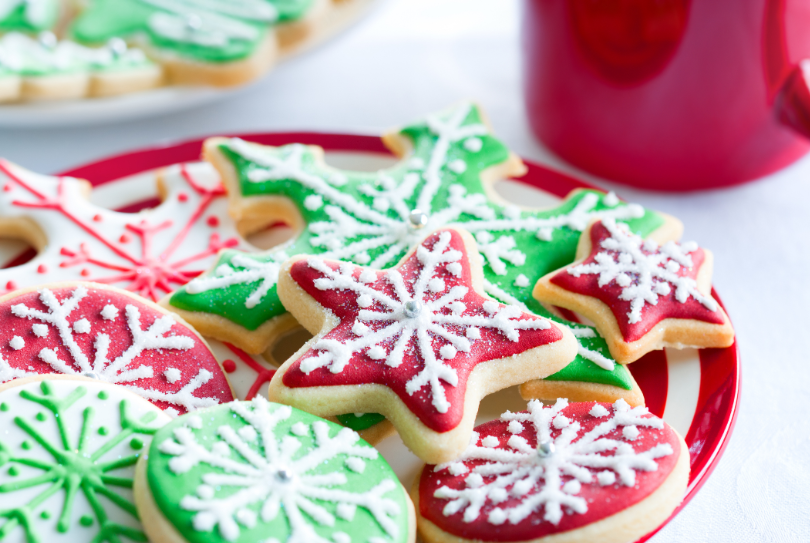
top-left (0, 0), bottom-right (372, 102)
top-left (0, 103), bottom-right (735, 543)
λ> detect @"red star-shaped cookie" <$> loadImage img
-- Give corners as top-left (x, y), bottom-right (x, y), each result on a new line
top-left (270, 228), bottom-right (577, 463)
top-left (534, 219), bottom-right (734, 363)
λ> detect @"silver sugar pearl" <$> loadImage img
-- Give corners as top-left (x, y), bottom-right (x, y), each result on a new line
top-left (537, 440), bottom-right (555, 457)
top-left (403, 300), bottom-right (422, 318)
top-left (83, 372), bottom-right (101, 380)
top-left (275, 467), bottom-right (293, 482)
top-left (408, 209), bottom-right (428, 229)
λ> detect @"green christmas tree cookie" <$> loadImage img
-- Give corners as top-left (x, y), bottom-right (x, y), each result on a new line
top-left (0, 376), bottom-right (171, 543)
top-left (167, 103), bottom-right (681, 416)
top-left (138, 395), bottom-right (414, 543)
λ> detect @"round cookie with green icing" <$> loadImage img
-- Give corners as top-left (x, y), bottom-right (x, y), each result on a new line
top-left (0, 374), bottom-right (171, 543)
top-left (137, 395), bottom-right (415, 543)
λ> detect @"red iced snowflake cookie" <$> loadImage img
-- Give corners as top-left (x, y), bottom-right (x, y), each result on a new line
top-left (270, 228), bottom-right (577, 464)
top-left (533, 218), bottom-right (734, 363)
top-left (0, 282), bottom-right (234, 415)
top-left (414, 399), bottom-right (689, 543)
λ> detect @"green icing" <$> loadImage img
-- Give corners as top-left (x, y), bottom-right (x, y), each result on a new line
top-left (0, 0), bottom-right (59, 33)
top-left (70, 0), bottom-right (314, 64)
top-left (148, 397), bottom-right (410, 543)
top-left (170, 103), bottom-right (665, 392)
top-left (336, 412), bottom-right (387, 431)
top-left (0, 380), bottom-right (166, 543)
top-left (0, 403), bottom-right (7, 412)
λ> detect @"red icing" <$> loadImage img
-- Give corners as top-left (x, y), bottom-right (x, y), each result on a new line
top-left (419, 401), bottom-right (681, 541)
top-left (80, 269), bottom-right (91, 277)
top-left (36, 264), bottom-right (47, 274)
top-left (550, 221), bottom-right (723, 342)
top-left (0, 285), bottom-right (233, 414)
top-left (119, 234), bottom-right (131, 243)
top-left (5, 281), bottom-right (15, 291)
top-left (178, 192), bottom-right (188, 202)
top-left (206, 216), bottom-right (220, 227)
top-left (93, 214), bottom-right (102, 222)
top-left (283, 230), bottom-right (564, 433)
top-left (222, 359), bottom-right (237, 373)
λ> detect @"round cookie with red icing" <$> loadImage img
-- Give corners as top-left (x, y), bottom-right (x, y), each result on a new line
top-left (0, 281), bottom-right (234, 416)
top-left (413, 398), bottom-right (688, 543)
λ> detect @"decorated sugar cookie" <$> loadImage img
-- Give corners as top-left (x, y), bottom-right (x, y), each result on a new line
top-left (169, 103), bottom-right (679, 408)
top-left (136, 395), bottom-right (416, 543)
top-left (69, 0), bottom-right (328, 87)
top-left (0, 0), bottom-right (59, 33)
top-left (269, 228), bottom-right (577, 463)
top-left (0, 375), bottom-right (172, 543)
top-left (534, 219), bottom-right (735, 363)
top-left (0, 282), bottom-right (234, 415)
top-left (414, 399), bottom-right (689, 543)
top-left (0, 32), bottom-right (162, 102)
top-left (0, 159), bottom-right (252, 301)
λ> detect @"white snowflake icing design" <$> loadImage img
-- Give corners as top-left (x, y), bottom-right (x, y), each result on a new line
top-left (4, 286), bottom-right (219, 412)
top-left (158, 396), bottom-right (402, 543)
top-left (302, 231), bottom-right (551, 413)
top-left (433, 399), bottom-right (674, 526)
top-left (186, 251), bottom-right (287, 309)
top-left (568, 218), bottom-right (718, 324)
top-left (185, 103), bottom-right (645, 307)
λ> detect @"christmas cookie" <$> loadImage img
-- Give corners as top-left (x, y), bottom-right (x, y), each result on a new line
top-left (0, 32), bottom-right (162, 102)
top-left (0, 159), bottom-right (252, 301)
top-left (135, 395), bottom-right (415, 543)
top-left (270, 228), bottom-right (578, 464)
top-left (168, 102), bottom-right (678, 406)
top-left (0, 374), bottom-right (172, 543)
top-left (0, 0), bottom-right (60, 34)
top-left (533, 219), bottom-right (735, 363)
top-left (0, 282), bottom-right (234, 415)
top-left (414, 399), bottom-right (689, 543)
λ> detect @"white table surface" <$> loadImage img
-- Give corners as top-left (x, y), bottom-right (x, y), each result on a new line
top-left (0, 1), bottom-right (807, 541)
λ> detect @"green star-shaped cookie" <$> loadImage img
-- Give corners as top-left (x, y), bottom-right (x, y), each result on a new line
top-left (167, 103), bottom-right (681, 413)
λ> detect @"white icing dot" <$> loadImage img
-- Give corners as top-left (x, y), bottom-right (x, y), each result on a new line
top-left (428, 278), bottom-right (445, 293)
top-left (449, 301), bottom-right (466, 315)
top-left (352, 322), bottom-right (369, 336)
top-left (507, 420), bottom-right (524, 434)
top-left (562, 479), bottom-right (582, 494)
top-left (186, 416), bottom-right (203, 429)
top-left (537, 227), bottom-right (553, 241)
top-left (465, 473), bottom-right (484, 488)
top-left (597, 471), bottom-right (617, 486)
top-left (367, 346), bottom-right (386, 360)
top-left (552, 415), bottom-right (570, 429)
top-left (409, 157), bottom-right (425, 170)
top-left (482, 300), bottom-right (499, 314)
top-left (353, 252), bottom-right (370, 265)
top-left (446, 262), bottom-right (462, 276)
top-left (604, 191), bottom-right (620, 207)
top-left (514, 274), bottom-right (529, 288)
top-left (333, 532), bottom-right (351, 543)
top-left (464, 137), bottom-right (483, 152)
top-left (238, 426), bottom-right (258, 442)
top-left (448, 462), bottom-right (468, 475)
top-left (100, 304), bottom-right (118, 320)
top-left (336, 502), bottom-right (356, 521)
top-left (448, 159), bottom-right (467, 174)
top-left (9, 336), bottom-right (24, 350)
top-left (590, 404), bottom-right (610, 418)
top-left (164, 407), bottom-right (179, 418)
top-left (481, 436), bottom-right (499, 448)
top-left (72, 319), bottom-right (91, 334)
top-left (358, 270), bottom-right (376, 284)
top-left (623, 425), bottom-right (640, 441)
top-left (357, 294), bottom-right (373, 308)
top-left (291, 422), bottom-right (308, 436)
top-left (346, 457), bottom-right (366, 473)
top-left (466, 327), bottom-right (481, 339)
top-left (489, 508), bottom-right (507, 524)
top-left (439, 345), bottom-right (457, 360)
top-left (164, 368), bottom-right (181, 384)
top-left (304, 194), bottom-right (323, 210)
top-left (32, 324), bottom-right (48, 337)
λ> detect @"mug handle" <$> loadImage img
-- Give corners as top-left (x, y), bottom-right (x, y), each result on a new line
top-left (776, 60), bottom-right (810, 139)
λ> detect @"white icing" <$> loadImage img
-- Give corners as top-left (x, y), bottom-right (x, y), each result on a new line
top-left (0, 160), bottom-right (251, 302)
top-left (589, 404), bottom-right (610, 418)
top-left (514, 274), bottom-right (529, 288)
top-left (32, 323), bottom-right (47, 337)
top-left (304, 194), bottom-right (323, 210)
top-left (300, 232), bottom-right (551, 413)
top-left (8, 335), bottom-right (23, 350)
top-left (72, 318), bottom-right (90, 334)
top-left (6, 286), bottom-right (217, 412)
top-left (165, 367), bottom-right (181, 383)
top-left (158, 396), bottom-right (401, 542)
top-left (433, 399), bottom-right (673, 525)
top-left (101, 304), bottom-right (119, 320)
top-left (0, 378), bottom-right (170, 543)
top-left (604, 191), bottom-right (620, 207)
top-left (568, 218), bottom-right (718, 324)
top-left (463, 137), bottom-right (483, 152)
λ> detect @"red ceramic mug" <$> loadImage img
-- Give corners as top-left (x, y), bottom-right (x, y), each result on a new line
top-left (523, 0), bottom-right (810, 191)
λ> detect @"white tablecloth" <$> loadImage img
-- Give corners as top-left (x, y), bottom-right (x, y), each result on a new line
top-left (0, 1), bottom-right (806, 540)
